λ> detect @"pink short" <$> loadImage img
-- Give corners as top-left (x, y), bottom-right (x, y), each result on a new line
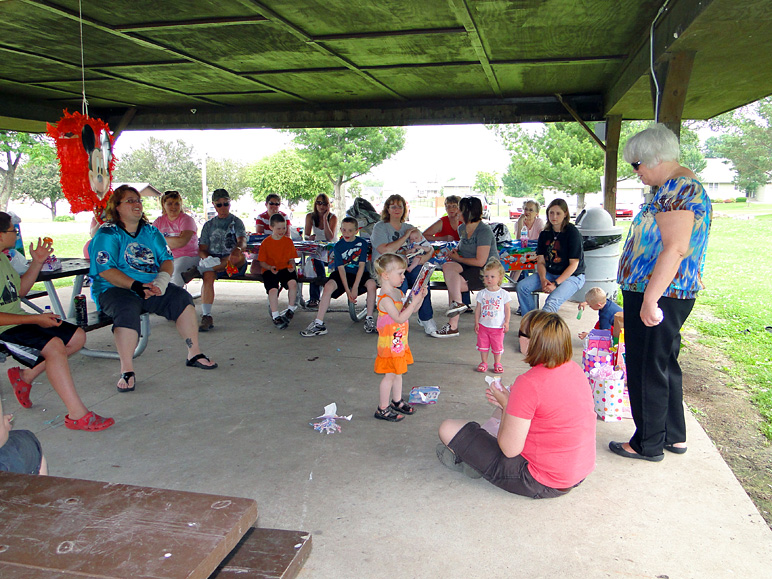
top-left (477, 325), bottom-right (504, 354)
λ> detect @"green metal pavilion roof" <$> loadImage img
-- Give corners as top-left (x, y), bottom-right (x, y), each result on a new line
top-left (0, 0), bottom-right (771, 132)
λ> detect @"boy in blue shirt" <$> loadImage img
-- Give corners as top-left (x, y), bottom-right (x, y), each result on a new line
top-left (578, 287), bottom-right (623, 339)
top-left (300, 217), bottom-right (377, 336)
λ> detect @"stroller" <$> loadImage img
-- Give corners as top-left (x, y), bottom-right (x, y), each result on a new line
top-left (346, 197), bottom-right (380, 238)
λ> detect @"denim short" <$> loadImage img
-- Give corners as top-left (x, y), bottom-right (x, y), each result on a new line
top-left (0, 430), bottom-right (43, 474)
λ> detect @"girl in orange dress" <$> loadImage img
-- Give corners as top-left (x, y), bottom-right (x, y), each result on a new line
top-left (373, 253), bottom-right (428, 422)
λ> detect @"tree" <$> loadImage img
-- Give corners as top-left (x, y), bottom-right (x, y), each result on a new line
top-left (283, 127), bottom-right (406, 213)
top-left (0, 131), bottom-right (38, 211)
top-left (246, 149), bottom-right (330, 207)
top-left (707, 97), bottom-right (772, 196)
top-left (13, 139), bottom-right (63, 219)
top-left (113, 137), bottom-right (202, 209)
top-left (490, 121), bottom-right (705, 209)
top-left (206, 157), bottom-right (250, 199)
top-left (474, 171), bottom-right (499, 197)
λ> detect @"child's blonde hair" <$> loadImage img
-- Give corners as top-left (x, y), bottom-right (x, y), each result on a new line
top-left (481, 257), bottom-right (505, 282)
top-left (584, 287), bottom-right (607, 306)
top-left (374, 252), bottom-right (408, 284)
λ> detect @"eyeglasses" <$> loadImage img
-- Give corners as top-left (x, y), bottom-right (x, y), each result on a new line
top-left (0, 229), bottom-right (15, 233)
top-left (122, 198), bottom-right (142, 205)
top-left (316, 201), bottom-right (329, 206)
top-left (268, 202), bottom-right (281, 206)
top-left (630, 161), bottom-right (642, 171)
top-left (389, 204), bottom-right (403, 210)
top-left (214, 201), bottom-right (230, 208)
top-left (518, 330), bottom-right (529, 339)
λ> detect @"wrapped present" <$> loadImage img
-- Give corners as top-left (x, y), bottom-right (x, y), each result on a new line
top-left (589, 365), bottom-right (628, 421)
top-left (615, 328), bottom-right (626, 381)
top-left (586, 328), bottom-right (612, 351)
top-left (428, 242), bottom-right (456, 266)
top-left (408, 386), bottom-right (440, 404)
top-left (498, 243), bottom-right (537, 272)
top-left (582, 330), bottom-right (613, 375)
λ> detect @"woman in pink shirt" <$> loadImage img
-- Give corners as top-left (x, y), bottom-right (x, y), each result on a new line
top-left (437, 312), bottom-right (596, 497)
top-left (152, 190), bottom-right (199, 287)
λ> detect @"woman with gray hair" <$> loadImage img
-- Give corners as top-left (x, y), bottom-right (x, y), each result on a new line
top-left (609, 123), bottom-right (712, 462)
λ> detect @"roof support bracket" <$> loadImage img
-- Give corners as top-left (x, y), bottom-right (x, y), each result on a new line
top-left (555, 94), bottom-right (606, 152)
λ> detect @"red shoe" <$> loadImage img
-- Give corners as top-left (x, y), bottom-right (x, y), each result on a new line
top-left (8, 367), bottom-right (32, 408)
top-left (65, 411), bottom-right (115, 432)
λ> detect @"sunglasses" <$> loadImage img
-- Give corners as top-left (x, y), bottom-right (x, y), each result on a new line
top-left (316, 201), bottom-right (329, 206)
top-left (518, 330), bottom-right (530, 339)
top-left (268, 202), bottom-right (281, 206)
top-left (214, 201), bottom-right (230, 207)
top-left (630, 161), bottom-right (642, 171)
top-left (122, 198), bottom-right (142, 205)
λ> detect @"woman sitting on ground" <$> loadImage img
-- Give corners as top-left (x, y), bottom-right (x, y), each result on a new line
top-left (0, 212), bottom-right (113, 431)
top-left (423, 195), bottom-right (463, 241)
top-left (89, 185), bottom-right (217, 393)
top-left (433, 196), bottom-right (499, 338)
top-left (303, 193), bottom-right (338, 309)
top-left (152, 190), bottom-right (200, 287)
top-left (436, 312), bottom-right (596, 498)
top-left (515, 198), bottom-right (585, 316)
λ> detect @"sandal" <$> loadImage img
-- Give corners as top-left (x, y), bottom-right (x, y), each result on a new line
top-left (186, 353), bottom-right (218, 370)
top-left (476, 362), bottom-right (488, 373)
top-left (389, 398), bottom-right (415, 415)
top-left (8, 367), bottom-right (32, 408)
top-left (493, 363), bottom-right (504, 374)
top-left (374, 406), bottom-right (404, 422)
top-left (65, 411), bottom-right (115, 432)
top-left (117, 372), bottom-right (135, 393)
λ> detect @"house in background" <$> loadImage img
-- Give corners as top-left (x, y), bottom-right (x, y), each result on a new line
top-left (700, 158), bottom-right (771, 203)
top-left (111, 182), bottom-right (162, 199)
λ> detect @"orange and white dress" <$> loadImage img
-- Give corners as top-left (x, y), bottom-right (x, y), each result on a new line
top-left (373, 291), bottom-right (414, 375)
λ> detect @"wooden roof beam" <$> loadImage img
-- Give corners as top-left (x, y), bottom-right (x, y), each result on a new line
top-left (114, 15), bottom-right (269, 32)
top-left (446, 0), bottom-right (502, 97)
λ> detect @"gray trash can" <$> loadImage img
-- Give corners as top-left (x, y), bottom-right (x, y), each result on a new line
top-left (571, 207), bottom-right (623, 302)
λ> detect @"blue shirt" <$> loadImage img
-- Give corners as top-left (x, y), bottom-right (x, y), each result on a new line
top-left (597, 300), bottom-right (622, 330)
top-left (89, 221), bottom-right (172, 309)
top-left (618, 177), bottom-right (712, 299)
top-left (333, 236), bottom-right (369, 272)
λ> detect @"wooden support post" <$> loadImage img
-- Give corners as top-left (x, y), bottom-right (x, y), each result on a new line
top-left (651, 51), bottom-right (695, 140)
top-left (603, 115), bottom-right (622, 224)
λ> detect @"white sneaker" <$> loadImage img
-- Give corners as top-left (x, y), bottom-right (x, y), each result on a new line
top-left (418, 318), bottom-right (438, 335)
top-left (364, 316), bottom-right (377, 333)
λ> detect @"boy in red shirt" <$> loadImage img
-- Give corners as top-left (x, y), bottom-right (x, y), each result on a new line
top-left (257, 214), bottom-right (298, 329)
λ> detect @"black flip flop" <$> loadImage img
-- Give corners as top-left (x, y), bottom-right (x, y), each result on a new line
top-left (117, 371), bottom-right (135, 392)
top-left (186, 353), bottom-right (218, 370)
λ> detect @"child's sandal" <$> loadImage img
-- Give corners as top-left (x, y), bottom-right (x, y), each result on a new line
top-left (390, 398), bottom-right (415, 415)
top-left (493, 363), bottom-right (504, 374)
top-left (476, 362), bottom-right (488, 373)
top-left (374, 406), bottom-right (405, 422)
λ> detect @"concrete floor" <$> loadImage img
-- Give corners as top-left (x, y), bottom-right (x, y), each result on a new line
top-left (5, 282), bottom-right (772, 578)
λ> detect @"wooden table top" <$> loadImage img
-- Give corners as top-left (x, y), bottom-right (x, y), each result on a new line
top-left (0, 472), bottom-right (258, 579)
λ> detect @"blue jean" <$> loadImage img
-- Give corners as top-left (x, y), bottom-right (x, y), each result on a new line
top-left (516, 272), bottom-right (585, 315)
top-left (401, 265), bottom-right (433, 322)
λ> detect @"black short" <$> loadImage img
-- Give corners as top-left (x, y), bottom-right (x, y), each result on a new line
top-left (0, 321), bottom-right (80, 368)
top-left (327, 269), bottom-right (373, 299)
top-left (460, 264), bottom-right (485, 291)
top-left (262, 268), bottom-right (298, 292)
top-left (98, 284), bottom-right (194, 334)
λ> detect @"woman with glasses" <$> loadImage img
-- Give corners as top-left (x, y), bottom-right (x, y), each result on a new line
top-left (371, 194), bottom-right (436, 335)
top-left (255, 193), bottom-right (291, 236)
top-left (89, 185), bottom-right (218, 393)
top-left (303, 193), bottom-right (338, 309)
top-left (152, 190), bottom-right (199, 286)
top-left (514, 200), bottom-right (544, 243)
top-left (609, 123), bottom-right (712, 463)
top-left (422, 195), bottom-right (463, 242)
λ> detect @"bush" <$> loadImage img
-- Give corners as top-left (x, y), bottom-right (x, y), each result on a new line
top-left (735, 196), bottom-right (747, 203)
top-left (53, 215), bottom-right (74, 222)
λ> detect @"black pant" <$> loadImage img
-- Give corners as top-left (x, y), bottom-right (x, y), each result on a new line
top-left (623, 291), bottom-right (695, 457)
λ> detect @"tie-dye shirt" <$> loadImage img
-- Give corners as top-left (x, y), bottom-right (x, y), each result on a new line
top-left (617, 177), bottom-right (712, 299)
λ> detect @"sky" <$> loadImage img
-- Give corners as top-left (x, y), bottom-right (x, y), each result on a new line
top-left (112, 124), bottom-right (513, 187)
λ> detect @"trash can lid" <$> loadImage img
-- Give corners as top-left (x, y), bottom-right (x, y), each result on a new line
top-left (575, 207), bottom-right (623, 236)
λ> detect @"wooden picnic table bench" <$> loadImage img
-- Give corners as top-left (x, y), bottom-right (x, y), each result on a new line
top-left (0, 471), bottom-right (311, 579)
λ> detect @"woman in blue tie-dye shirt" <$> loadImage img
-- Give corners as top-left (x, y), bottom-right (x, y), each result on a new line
top-left (609, 124), bottom-right (712, 463)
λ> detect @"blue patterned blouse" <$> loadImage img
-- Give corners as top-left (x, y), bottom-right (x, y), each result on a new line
top-left (617, 177), bottom-right (712, 300)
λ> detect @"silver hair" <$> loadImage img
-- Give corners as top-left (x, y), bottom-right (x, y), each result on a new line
top-left (622, 123), bottom-right (680, 168)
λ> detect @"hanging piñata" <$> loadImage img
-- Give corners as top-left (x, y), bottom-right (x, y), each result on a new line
top-left (46, 110), bottom-right (115, 219)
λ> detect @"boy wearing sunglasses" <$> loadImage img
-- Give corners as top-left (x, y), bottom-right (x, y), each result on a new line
top-left (195, 188), bottom-right (247, 331)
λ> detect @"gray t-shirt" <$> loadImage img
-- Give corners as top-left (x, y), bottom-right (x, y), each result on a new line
top-left (199, 214), bottom-right (246, 256)
top-left (370, 221), bottom-right (413, 260)
top-left (458, 221), bottom-right (499, 262)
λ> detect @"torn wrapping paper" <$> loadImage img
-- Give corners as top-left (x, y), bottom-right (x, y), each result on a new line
top-left (199, 256), bottom-right (221, 268)
top-left (481, 376), bottom-right (510, 436)
top-left (408, 386), bottom-right (440, 404)
top-left (309, 403), bottom-right (353, 434)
